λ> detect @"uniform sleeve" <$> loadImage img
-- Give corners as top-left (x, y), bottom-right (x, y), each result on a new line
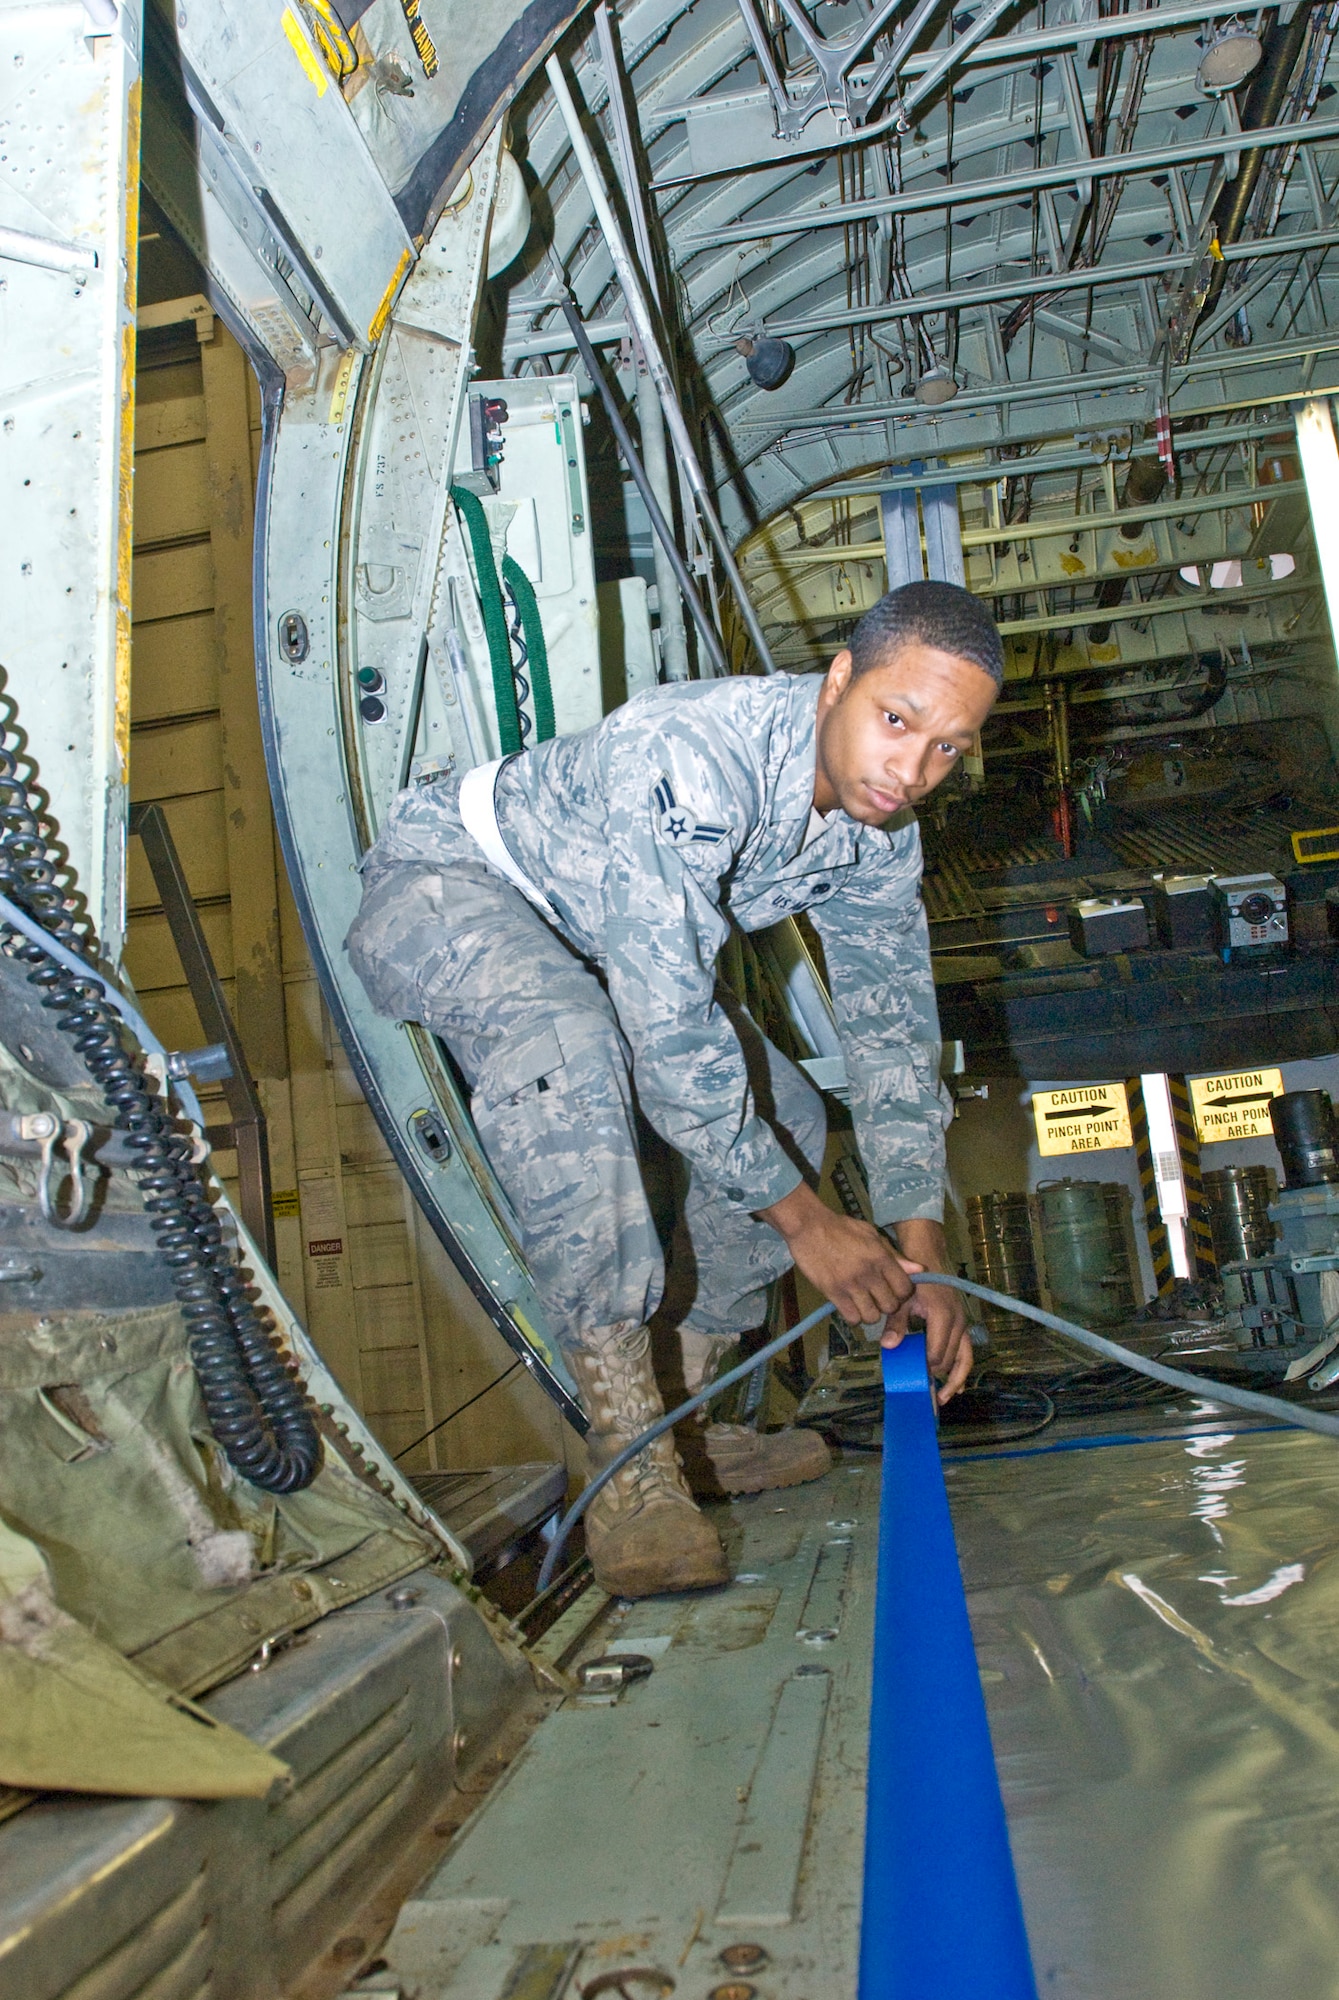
top-left (808, 822), bottom-right (951, 1225)
top-left (599, 740), bottom-right (803, 1213)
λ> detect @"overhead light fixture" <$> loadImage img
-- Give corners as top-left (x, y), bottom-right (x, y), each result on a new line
top-left (1197, 19), bottom-right (1262, 94)
top-left (914, 364), bottom-right (959, 406)
top-left (736, 333), bottom-right (795, 390)
top-left (1296, 399), bottom-right (1339, 661)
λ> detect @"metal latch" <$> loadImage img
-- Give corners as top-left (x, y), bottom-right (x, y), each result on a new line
top-left (28, 1115), bottom-right (93, 1230)
top-left (166, 1043), bottom-right (233, 1084)
top-left (574, 1652), bottom-right (655, 1696)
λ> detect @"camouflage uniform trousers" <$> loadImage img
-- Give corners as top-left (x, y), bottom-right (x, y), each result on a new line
top-left (348, 835), bottom-right (827, 1361)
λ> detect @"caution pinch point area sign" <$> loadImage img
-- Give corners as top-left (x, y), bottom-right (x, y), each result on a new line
top-left (1032, 1083), bottom-right (1133, 1156)
top-left (1189, 1068), bottom-right (1284, 1143)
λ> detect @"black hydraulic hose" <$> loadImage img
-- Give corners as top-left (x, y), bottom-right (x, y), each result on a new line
top-left (0, 734), bottom-right (320, 1492)
top-left (1202, 3), bottom-right (1317, 321)
top-left (559, 296), bottom-right (729, 678)
top-left (1176, 650), bottom-right (1230, 719)
top-left (535, 1272), bottom-right (1339, 1594)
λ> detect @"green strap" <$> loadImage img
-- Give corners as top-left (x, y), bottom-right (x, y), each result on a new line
top-left (500, 553), bottom-right (555, 745)
top-left (449, 484), bottom-right (522, 757)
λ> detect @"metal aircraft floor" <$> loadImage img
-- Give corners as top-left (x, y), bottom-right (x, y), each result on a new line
top-left (369, 1461), bottom-right (878, 1999)
top-left (365, 1412), bottom-right (1339, 2000)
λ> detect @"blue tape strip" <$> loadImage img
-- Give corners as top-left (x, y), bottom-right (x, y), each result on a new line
top-left (859, 1335), bottom-right (1038, 2000)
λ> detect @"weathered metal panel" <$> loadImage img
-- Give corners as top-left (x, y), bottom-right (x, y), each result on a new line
top-left (170, 1), bottom-right (414, 349)
top-left (0, 1573), bottom-right (527, 2000)
top-left (0, 1), bottom-right (142, 957)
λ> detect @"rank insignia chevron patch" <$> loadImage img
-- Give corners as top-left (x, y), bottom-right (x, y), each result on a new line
top-left (652, 774), bottom-right (729, 847)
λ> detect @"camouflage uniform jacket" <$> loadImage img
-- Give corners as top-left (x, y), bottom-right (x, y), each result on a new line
top-left (364, 672), bottom-right (952, 1225)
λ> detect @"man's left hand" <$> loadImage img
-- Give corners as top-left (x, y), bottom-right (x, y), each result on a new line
top-left (879, 1218), bottom-right (973, 1404)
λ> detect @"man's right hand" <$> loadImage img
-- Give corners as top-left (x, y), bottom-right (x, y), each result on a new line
top-left (759, 1180), bottom-right (919, 1326)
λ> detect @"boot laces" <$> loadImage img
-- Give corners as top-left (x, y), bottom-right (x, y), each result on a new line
top-left (617, 1441), bottom-right (674, 1511)
top-left (588, 1322), bottom-right (659, 1437)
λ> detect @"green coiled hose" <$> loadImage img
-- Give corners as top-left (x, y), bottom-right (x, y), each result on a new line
top-left (450, 486), bottom-right (555, 753)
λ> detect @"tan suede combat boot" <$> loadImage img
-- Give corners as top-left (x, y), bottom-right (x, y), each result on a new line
top-left (674, 1329), bottom-right (833, 1498)
top-left (568, 1325), bottom-right (729, 1599)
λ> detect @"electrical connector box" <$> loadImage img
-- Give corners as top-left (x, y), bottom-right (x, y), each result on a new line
top-left (1150, 873), bottom-right (1217, 950)
top-left (455, 390), bottom-right (510, 495)
top-left (1068, 896), bottom-right (1150, 957)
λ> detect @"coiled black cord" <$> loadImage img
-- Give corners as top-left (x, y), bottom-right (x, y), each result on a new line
top-left (0, 728), bottom-right (319, 1492)
top-left (504, 577), bottom-right (533, 746)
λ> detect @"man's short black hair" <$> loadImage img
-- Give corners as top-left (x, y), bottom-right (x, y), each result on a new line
top-left (848, 580), bottom-right (1004, 687)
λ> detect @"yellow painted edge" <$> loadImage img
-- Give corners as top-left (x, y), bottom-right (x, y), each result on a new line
top-left (115, 75), bottom-right (142, 791)
top-left (367, 245), bottom-right (411, 344)
top-left (328, 347), bottom-right (356, 426)
top-left (281, 7), bottom-right (328, 96)
top-left (507, 1301), bottom-right (557, 1372)
top-left (1292, 826), bottom-right (1339, 863)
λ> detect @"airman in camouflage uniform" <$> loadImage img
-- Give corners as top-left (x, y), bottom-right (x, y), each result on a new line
top-left (348, 580), bottom-right (1002, 1596)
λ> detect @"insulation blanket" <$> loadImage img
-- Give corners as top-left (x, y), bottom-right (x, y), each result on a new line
top-left (949, 1426), bottom-right (1339, 1998)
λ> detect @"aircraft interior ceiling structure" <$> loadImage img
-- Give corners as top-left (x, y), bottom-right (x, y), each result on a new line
top-left (11, 0), bottom-right (1339, 1995)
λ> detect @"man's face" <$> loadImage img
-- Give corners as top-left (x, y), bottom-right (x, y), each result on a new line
top-left (812, 641), bottom-right (999, 824)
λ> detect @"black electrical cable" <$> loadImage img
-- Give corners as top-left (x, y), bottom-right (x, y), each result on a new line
top-left (0, 729), bottom-right (320, 1493)
top-left (1173, 650), bottom-right (1230, 720)
top-left (806, 1375), bottom-right (1058, 1452)
top-left (1041, 1361), bottom-right (1171, 1418)
top-left (392, 1359), bottom-right (522, 1462)
top-left (934, 1378), bottom-right (1057, 1449)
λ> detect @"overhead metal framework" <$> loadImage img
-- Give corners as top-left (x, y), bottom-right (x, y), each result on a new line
top-left (493, 0), bottom-right (1339, 693)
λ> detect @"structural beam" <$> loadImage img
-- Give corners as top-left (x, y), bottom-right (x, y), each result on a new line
top-left (816, 429), bottom-right (1299, 499)
top-left (681, 115), bottom-right (1339, 251)
top-left (732, 330), bottom-right (1339, 433)
top-left (992, 572), bottom-right (1310, 639)
top-left (708, 227), bottom-right (1339, 349)
top-left (545, 53), bottom-right (776, 672)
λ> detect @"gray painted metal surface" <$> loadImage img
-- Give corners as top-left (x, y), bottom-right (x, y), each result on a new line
top-left (171, 2), bottom-right (414, 350)
top-left (362, 1410), bottom-right (1339, 2000)
top-left (500, 0), bottom-right (1339, 606)
top-left (0, 1569), bottom-right (529, 2000)
top-left (381, 1465), bottom-right (878, 1996)
top-left (0, 0), bottom-right (141, 958)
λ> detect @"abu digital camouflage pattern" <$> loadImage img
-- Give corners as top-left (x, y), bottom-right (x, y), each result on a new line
top-left (347, 673), bottom-right (951, 1352)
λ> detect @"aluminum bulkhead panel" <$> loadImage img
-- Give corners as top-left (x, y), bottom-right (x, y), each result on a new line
top-left (173, 3), bottom-right (413, 347)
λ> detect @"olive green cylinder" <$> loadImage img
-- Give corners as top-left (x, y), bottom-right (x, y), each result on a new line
top-left (966, 1191), bottom-right (1041, 1332)
top-left (1202, 1164), bottom-right (1277, 1268)
top-left (1036, 1178), bottom-right (1138, 1327)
